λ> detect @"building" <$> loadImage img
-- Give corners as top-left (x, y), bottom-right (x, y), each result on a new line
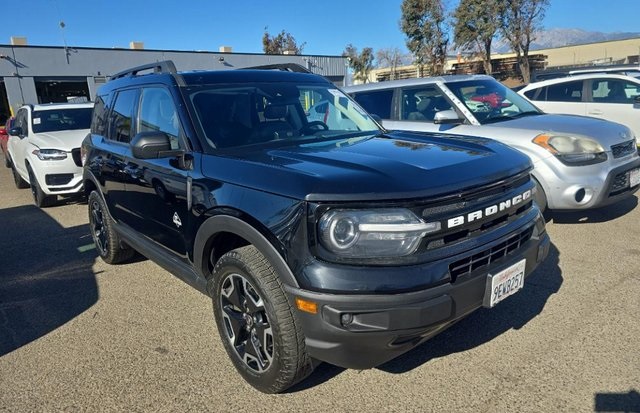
top-left (369, 37), bottom-right (640, 84)
top-left (0, 39), bottom-right (348, 123)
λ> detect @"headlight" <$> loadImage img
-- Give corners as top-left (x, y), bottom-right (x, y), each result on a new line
top-left (32, 149), bottom-right (68, 161)
top-left (318, 209), bottom-right (440, 258)
top-left (533, 134), bottom-right (606, 165)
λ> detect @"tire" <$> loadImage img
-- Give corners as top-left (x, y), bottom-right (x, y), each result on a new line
top-left (4, 155), bottom-right (10, 168)
top-left (532, 177), bottom-right (548, 213)
top-left (209, 245), bottom-right (314, 393)
top-left (11, 162), bottom-right (29, 189)
top-left (28, 167), bottom-right (56, 208)
top-left (88, 190), bottom-right (135, 264)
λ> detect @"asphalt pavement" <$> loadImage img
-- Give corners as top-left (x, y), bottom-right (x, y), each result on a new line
top-left (0, 165), bottom-right (638, 412)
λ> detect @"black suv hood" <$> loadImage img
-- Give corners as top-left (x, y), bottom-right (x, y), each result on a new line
top-left (200, 131), bottom-right (532, 202)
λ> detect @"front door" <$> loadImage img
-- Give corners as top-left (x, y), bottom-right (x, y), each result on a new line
top-left (586, 78), bottom-right (640, 138)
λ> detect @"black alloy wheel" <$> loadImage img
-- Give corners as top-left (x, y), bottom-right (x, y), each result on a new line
top-left (220, 273), bottom-right (274, 373)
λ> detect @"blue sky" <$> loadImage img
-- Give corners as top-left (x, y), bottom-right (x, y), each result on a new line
top-left (1, 0), bottom-right (638, 55)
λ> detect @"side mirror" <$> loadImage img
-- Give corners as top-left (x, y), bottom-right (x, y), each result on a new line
top-left (8, 127), bottom-right (23, 137)
top-left (634, 95), bottom-right (640, 107)
top-left (131, 131), bottom-right (181, 159)
top-left (433, 110), bottom-right (463, 125)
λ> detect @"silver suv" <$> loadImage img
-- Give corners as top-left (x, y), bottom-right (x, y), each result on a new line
top-left (346, 75), bottom-right (640, 211)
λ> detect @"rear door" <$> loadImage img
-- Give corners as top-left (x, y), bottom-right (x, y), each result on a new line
top-left (585, 77), bottom-right (640, 137)
top-left (526, 79), bottom-right (587, 116)
top-left (117, 85), bottom-right (191, 259)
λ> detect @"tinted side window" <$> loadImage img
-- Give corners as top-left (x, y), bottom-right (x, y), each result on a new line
top-left (15, 109), bottom-right (28, 136)
top-left (591, 79), bottom-right (640, 103)
top-left (109, 89), bottom-right (139, 143)
top-left (138, 87), bottom-right (180, 150)
top-left (523, 88), bottom-right (539, 100)
top-left (351, 90), bottom-right (393, 119)
top-left (544, 81), bottom-right (583, 102)
top-left (400, 86), bottom-right (453, 121)
top-left (91, 94), bottom-right (112, 135)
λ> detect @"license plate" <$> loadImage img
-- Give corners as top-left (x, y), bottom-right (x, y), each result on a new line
top-left (483, 259), bottom-right (526, 308)
top-left (629, 168), bottom-right (640, 188)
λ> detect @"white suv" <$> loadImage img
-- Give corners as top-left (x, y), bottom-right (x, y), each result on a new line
top-left (7, 102), bottom-right (94, 207)
top-left (519, 74), bottom-right (640, 141)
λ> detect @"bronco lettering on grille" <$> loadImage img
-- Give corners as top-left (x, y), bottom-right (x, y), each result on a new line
top-left (447, 189), bottom-right (532, 229)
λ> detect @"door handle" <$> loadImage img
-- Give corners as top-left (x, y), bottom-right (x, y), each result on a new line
top-left (588, 110), bottom-right (603, 115)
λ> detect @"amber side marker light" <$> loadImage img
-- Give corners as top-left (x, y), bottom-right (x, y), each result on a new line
top-left (295, 298), bottom-right (318, 314)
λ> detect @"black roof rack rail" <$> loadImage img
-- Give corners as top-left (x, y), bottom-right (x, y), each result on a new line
top-left (242, 63), bottom-right (312, 74)
top-left (110, 60), bottom-right (186, 86)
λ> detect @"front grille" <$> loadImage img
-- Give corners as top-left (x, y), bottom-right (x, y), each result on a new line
top-left (609, 169), bottom-right (639, 196)
top-left (448, 225), bottom-right (534, 282)
top-left (71, 148), bottom-right (82, 167)
top-left (611, 140), bottom-right (636, 159)
top-left (45, 173), bottom-right (74, 186)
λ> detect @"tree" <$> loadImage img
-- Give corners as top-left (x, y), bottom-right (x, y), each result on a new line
top-left (453, 0), bottom-right (500, 74)
top-left (498, 0), bottom-right (549, 83)
top-left (376, 47), bottom-right (409, 80)
top-left (400, 0), bottom-right (449, 76)
top-left (262, 28), bottom-right (305, 55)
top-left (343, 44), bottom-right (375, 84)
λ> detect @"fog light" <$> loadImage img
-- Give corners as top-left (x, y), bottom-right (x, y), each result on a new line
top-left (575, 188), bottom-right (586, 203)
top-left (340, 313), bottom-right (353, 326)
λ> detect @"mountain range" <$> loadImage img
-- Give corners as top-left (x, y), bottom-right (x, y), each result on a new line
top-left (492, 28), bottom-right (640, 53)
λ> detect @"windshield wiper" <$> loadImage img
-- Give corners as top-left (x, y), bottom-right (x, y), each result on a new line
top-left (508, 111), bottom-right (541, 119)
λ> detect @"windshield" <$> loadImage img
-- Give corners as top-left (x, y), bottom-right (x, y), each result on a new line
top-left (32, 108), bottom-right (93, 133)
top-left (445, 79), bottom-right (541, 125)
top-left (188, 82), bottom-right (380, 149)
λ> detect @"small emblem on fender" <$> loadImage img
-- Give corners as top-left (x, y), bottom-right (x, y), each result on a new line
top-left (173, 212), bottom-right (182, 228)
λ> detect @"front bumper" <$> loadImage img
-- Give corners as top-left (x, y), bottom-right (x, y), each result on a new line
top-left (285, 222), bottom-right (550, 369)
top-left (31, 154), bottom-right (84, 196)
top-left (535, 155), bottom-right (640, 210)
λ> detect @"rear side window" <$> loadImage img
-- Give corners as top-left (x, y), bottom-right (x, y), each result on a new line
top-left (91, 94), bottom-right (111, 135)
top-left (542, 81), bottom-right (583, 102)
top-left (351, 90), bottom-right (393, 119)
top-left (109, 89), bottom-right (139, 143)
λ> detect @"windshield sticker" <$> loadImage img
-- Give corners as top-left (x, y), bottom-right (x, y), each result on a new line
top-left (33, 118), bottom-right (41, 125)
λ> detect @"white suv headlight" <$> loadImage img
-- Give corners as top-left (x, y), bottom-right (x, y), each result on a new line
top-left (318, 209), bottom-right (440, 258)
top-left (32, 149), bottom-right (68, 161)
top-left (533, 134), bottom-right (607, 165)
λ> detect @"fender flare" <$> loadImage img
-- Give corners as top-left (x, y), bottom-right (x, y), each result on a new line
top-left (193, 215), bottom-right (300, 289)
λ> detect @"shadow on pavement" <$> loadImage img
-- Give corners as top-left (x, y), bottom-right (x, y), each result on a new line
top-left (594, 389), bottom-right (640, 412)
top-left (0, 205), bottom-right (99, 356)
top-left (549, 195), bottom-right (637, 224)
top-left (378, 242), bottom-right (562, 374)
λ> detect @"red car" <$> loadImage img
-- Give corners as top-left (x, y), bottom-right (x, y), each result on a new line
top-left (1, 117), bottom-right (15, 167)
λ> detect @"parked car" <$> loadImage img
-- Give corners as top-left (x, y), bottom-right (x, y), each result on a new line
top-left (519, 74), bottom-right (640, 143)
top-left (1, 116), bottom-right (15, 167)
top-left (346, 75), bottom-right (640, 211)
top-left (531, 64), bottom-right (640, 82)
top-left (7, 102), bottom-right (94, 207)
top-left (82, 61), bottom-right (549, 393)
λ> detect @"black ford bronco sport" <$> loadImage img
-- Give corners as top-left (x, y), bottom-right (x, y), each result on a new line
top-left (82, 61), bottom-right (550, 393)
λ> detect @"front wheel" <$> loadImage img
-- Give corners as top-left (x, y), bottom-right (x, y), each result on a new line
top-left (88, 191), bottom-right (134, 264)
top-left (28, 167), bottom-right (56, 208)
top-left (209, 245), bottom-right (314, 393)
top-left (532, 177), bottom-right (548, 213)
top-left (11, 163), bottom-right (29, 189)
